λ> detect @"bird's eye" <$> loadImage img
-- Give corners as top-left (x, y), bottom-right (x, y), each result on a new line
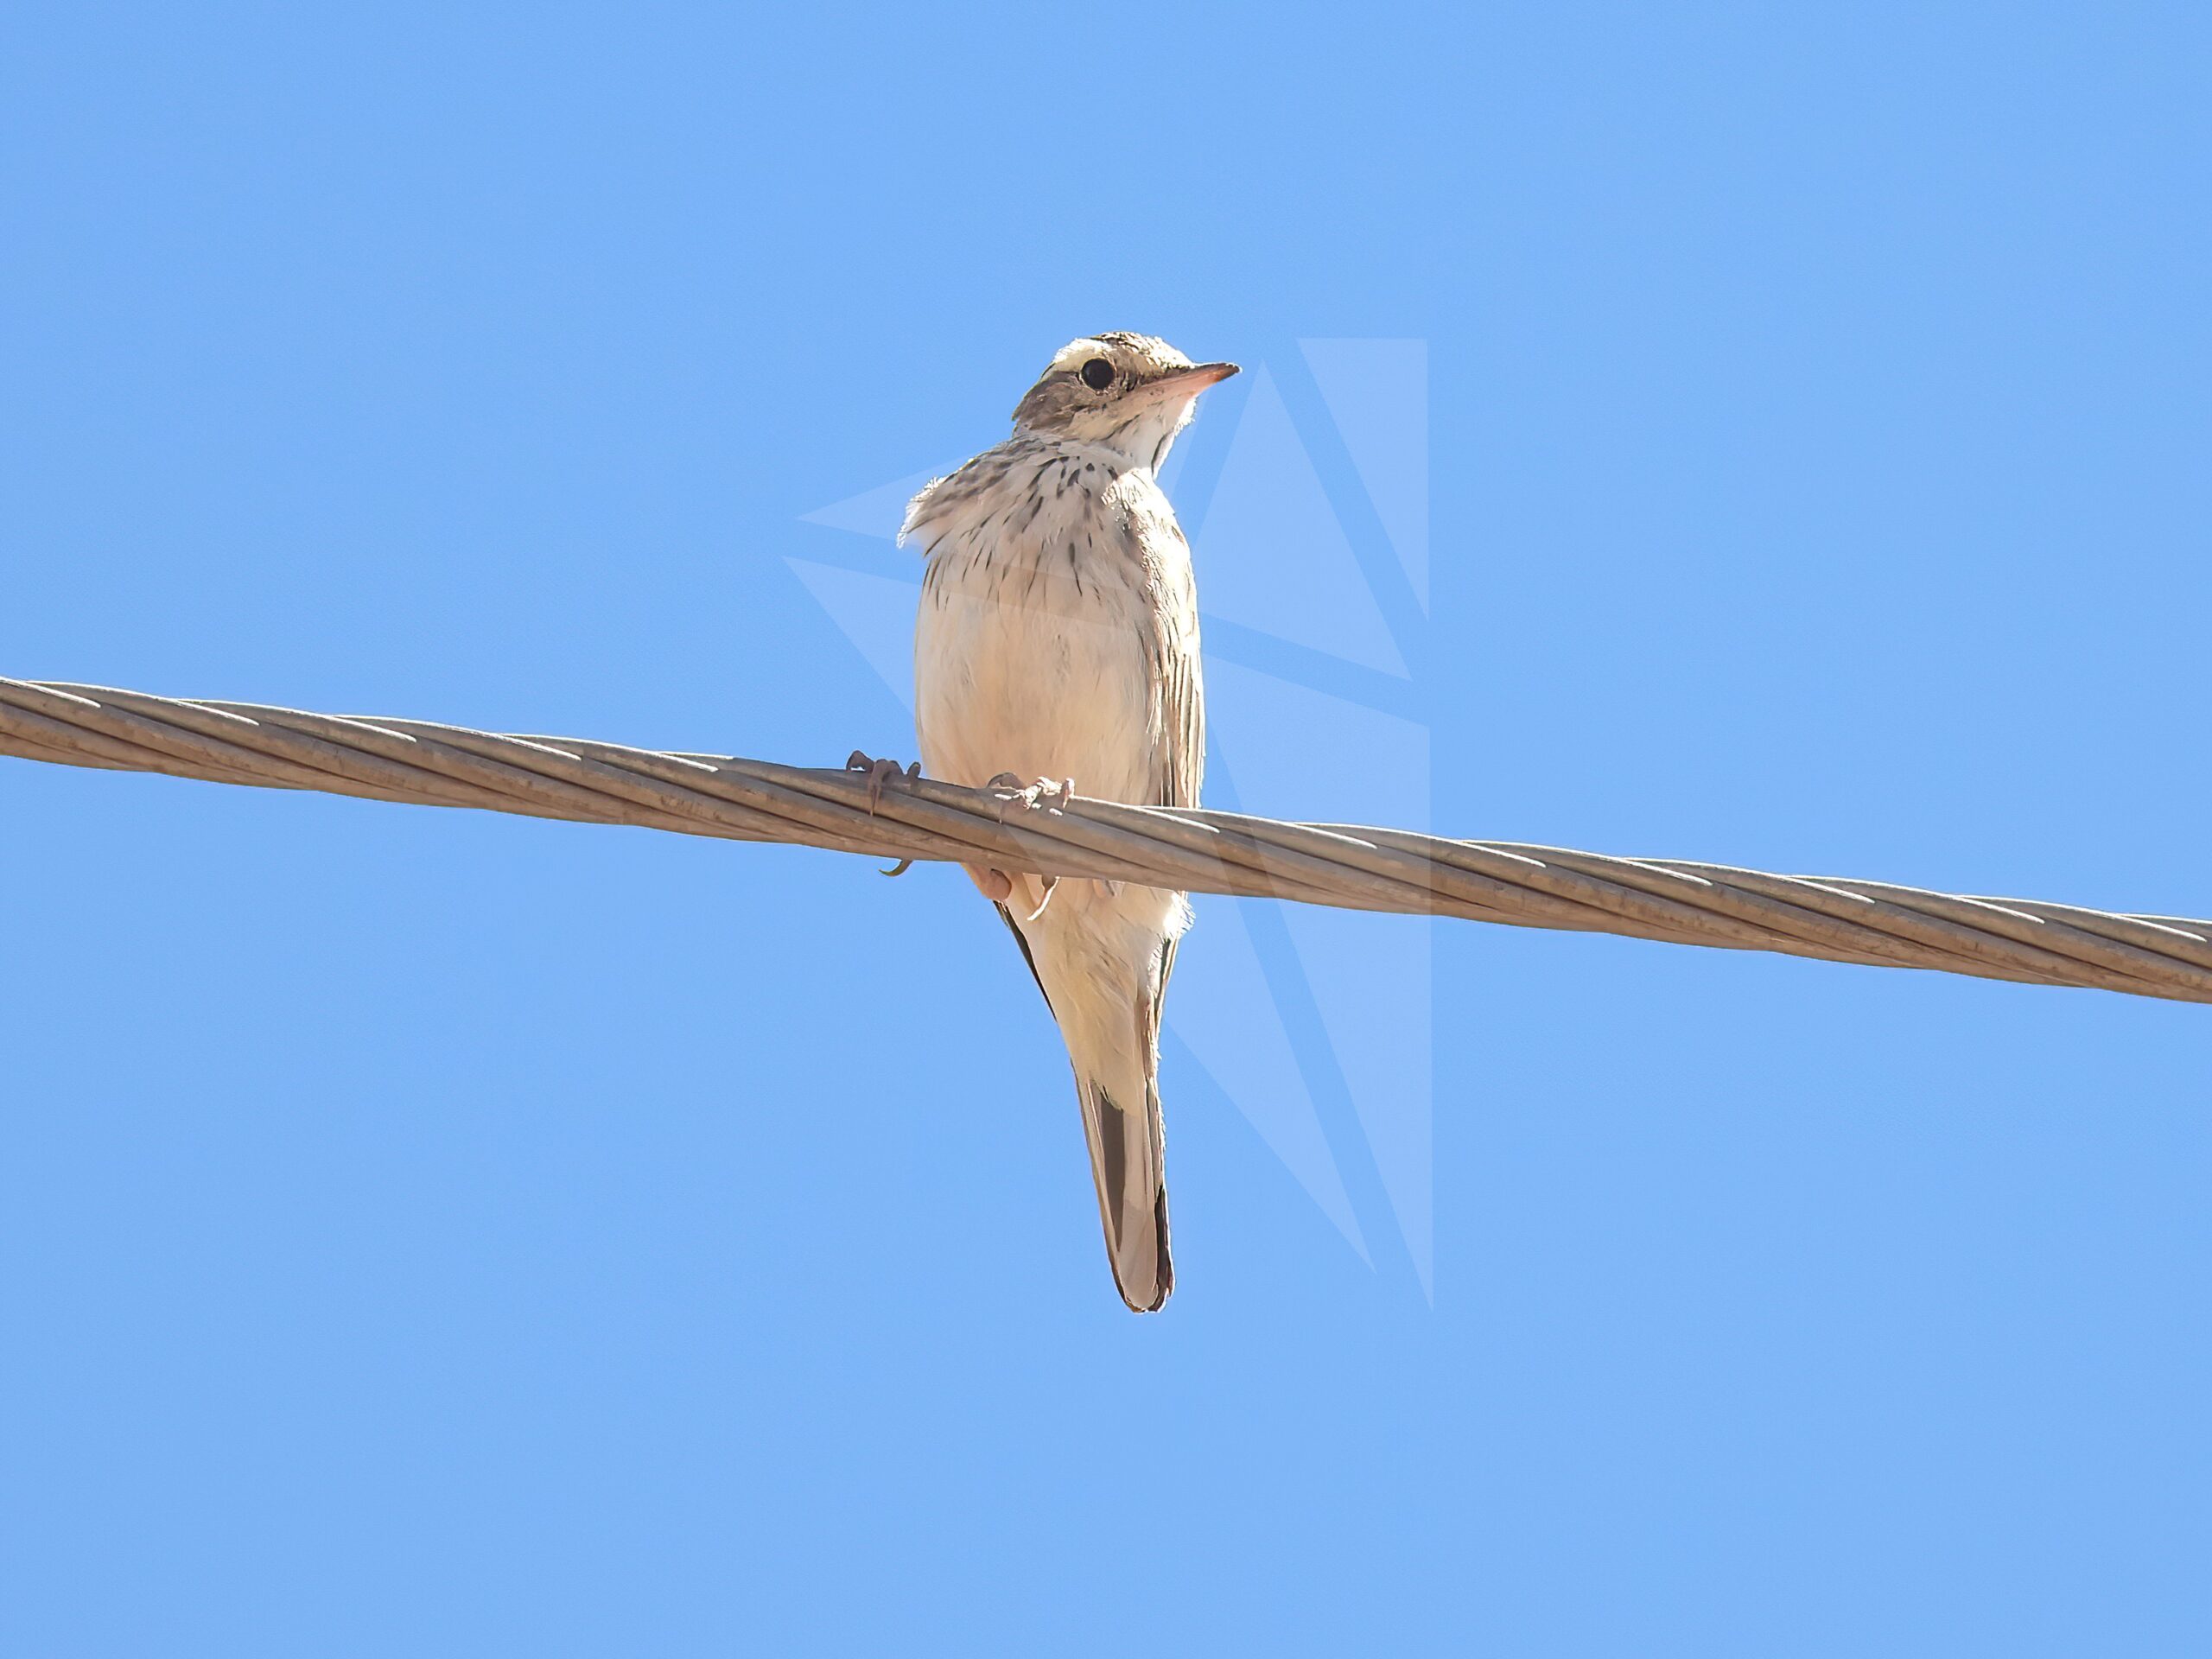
top-left (1079, 357), bottom-right (1116, 391)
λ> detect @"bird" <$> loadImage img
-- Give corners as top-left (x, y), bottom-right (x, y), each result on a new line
top-left (891, 333), bottom-right (1236, 1312)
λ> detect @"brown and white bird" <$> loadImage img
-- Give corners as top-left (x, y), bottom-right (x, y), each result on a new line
top-left (899, 334), bottom-right (1236, 1312)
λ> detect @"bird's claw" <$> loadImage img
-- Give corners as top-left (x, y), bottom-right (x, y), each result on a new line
top-left (1022, 874), bottom-right (1060, 921)
top-left (977, 775), bottom-right (1072, 915)
top-left (846, 751), bottom-right (921, 874)
top-left (845, 750), bottom-right (921, 815)
top-left (985, 772), bottom-right (1076, 820)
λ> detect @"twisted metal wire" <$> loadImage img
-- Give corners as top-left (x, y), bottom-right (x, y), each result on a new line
top-left (4, 675), bottom-right (2209, 1006)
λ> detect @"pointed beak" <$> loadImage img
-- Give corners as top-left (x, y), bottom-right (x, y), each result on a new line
top-left (1151, 361), bottom-right (1241, 396)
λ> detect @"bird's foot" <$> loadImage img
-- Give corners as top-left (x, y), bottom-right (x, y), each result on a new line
top-left (985, 772), bottom-right (1076, 820)
top-left (980, 775), bottom-right (1071, 918)
top-left (846, 750), bottom-right (921, 814)
top-left (846, 751), bottom-right (921, 876)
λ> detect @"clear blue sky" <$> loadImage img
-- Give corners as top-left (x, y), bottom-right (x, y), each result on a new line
top-left (4, 4), bottom-right (2209, 1654)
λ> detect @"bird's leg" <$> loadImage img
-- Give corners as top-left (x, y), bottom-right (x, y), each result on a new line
top-left (844, 751), bottom-right (923, 876)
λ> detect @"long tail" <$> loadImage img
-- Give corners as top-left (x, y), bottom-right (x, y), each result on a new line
top-left (997, 900), bottom-right (1178, 1313)
top-left (1076, 1068), bottom-right (1172, 1313)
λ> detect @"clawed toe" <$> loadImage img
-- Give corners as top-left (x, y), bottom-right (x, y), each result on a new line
top-left (1022, 874), bottom-right (1060, 921)
top-left (986, 772), bottom-right (1076, 819)
top-left (845, 750), bottom-right (921, 814)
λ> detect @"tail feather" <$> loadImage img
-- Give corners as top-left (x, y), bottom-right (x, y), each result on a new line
top-left (1080, 1077), bottom-right (1173, 1313)
top-left (1001, 899), bottom-right (1180, 1313)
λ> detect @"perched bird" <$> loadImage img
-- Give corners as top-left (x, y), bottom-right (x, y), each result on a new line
top-left (897, 334), bottom-right (1237, 1312)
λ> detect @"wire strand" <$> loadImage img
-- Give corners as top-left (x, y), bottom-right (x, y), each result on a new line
top-left (5, 676), bottom-right (2208, 1005)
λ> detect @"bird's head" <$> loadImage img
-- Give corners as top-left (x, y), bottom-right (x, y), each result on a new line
top-left (1010, 334), bottom-right (1238, 467)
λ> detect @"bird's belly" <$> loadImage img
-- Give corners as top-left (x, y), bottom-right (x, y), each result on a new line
top-left (916, 561), bottom-right (1154, 804)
